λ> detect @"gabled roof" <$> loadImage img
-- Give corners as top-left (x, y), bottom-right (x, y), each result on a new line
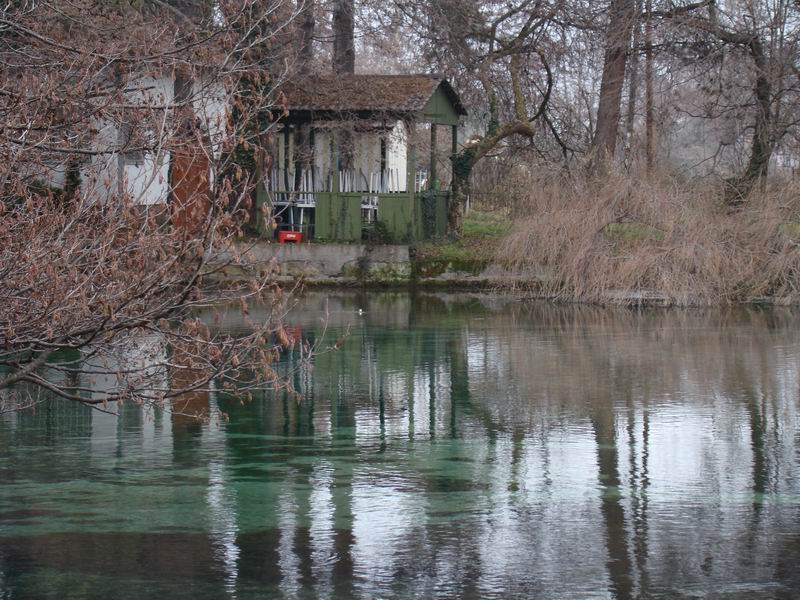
top-left (278, 74), bottom-right (467, 121)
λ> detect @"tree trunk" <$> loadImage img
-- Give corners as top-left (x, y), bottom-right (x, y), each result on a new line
top-left (297, 0), bottom-right (314, 75)
top-left (332, 0), bottom-right (354, 170)
top-left (332, 0), bottom-right (355, 74)
top-left (729, 37), bottom-right (773, 203)
top-left (449, 150), bottom-right (474, 235)
top-left (294, 0), bottom-right (315, 190)
top-left (592, 0), bottom-right (638, 164)
top-left (624, 0), bottom-right (642, 162)
top-left (644, 0), bottom-right (655, 171)
top-left (742, 40), bottom-right (773, 185)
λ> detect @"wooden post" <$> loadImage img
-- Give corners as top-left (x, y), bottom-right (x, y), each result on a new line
top-left (406, 120), bottom-right (417, 195)
top-left (407, 119), bottom-right (419, 240)
top-left (429, 124), bottom-right (438, 190)
top-left (451, 124), bottom-right (459, 196)
top-left (449, 123), bottom-right (465, 231)
top-left (283, 125), bottom-right (293, 228)
top-left (283, 125), bottom-right (291, 192)
top-left (309, 126), bottom-right (316, 186)
top-left (451, 124), bottom-right (458, 165)
top-left (332, 129), bottom-right (340, 193)
top-left (380, 135), bottom-right (387, 191)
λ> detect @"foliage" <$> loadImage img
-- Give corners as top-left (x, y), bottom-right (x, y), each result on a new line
top-left (462, 210), bottom-right (511, 240)
top-left (363, 219), bottom-right (392, 244)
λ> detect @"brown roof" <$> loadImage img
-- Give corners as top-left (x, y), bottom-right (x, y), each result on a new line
top-left (278, 74), bottom-right (466, 117)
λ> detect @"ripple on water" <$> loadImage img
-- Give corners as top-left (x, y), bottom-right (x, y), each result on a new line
top-left (3, 295), bottom-right (800, 598)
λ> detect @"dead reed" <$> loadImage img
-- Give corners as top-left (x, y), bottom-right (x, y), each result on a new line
top-left (495, 171), bottom-right (800, 305)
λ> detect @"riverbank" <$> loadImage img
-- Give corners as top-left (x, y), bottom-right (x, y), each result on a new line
top-left (217, 246), bottom-right (796, 307)
top-left (219, 239), bottom-right (528, 290)
top-left (218, 176), bottom-right (800, 307)
top-left (495, 174), bottom-right (800, 307)
top-left (217, 210), bottom-right (524, 289)
top-left (217, 240), bottom-right (784, 308)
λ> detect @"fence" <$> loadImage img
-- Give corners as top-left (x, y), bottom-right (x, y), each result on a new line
top-left (263, 168), bottom-right (445, 243)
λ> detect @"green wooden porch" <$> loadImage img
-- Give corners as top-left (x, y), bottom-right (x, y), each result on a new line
top-left (260, 74), bottom-right (466, 243)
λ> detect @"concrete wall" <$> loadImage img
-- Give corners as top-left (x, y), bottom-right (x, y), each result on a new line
top-left (220, 242), bottom-right (534, 289)
top-left (234, 243), bottom-right (412, 283)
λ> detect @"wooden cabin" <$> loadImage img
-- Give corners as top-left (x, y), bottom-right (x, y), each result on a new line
top-left (264, 74), bottom-right (467, 243)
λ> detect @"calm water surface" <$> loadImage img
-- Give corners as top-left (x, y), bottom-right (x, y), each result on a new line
top-left (1, 292), bottom-right (800, 599)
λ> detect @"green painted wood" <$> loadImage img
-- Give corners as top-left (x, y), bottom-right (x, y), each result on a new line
top-left (314, 192), bottom-right (333, 239)
top-left (315, 193), bottom-right (361, 242)
top-left (430, 124), bottom-right (438, 189)
top-left (331, 131), bottom-right (340, 194)
top-left (417, 191), bottom-right (449, 239)
top-left (435, 192), bottom-right (448, 237)
top-left (419, 86), bottom-right (461, 126)
top-left (377, 192), bottom-right (447, 242)
top-left (414, 193), bottom-right (425, 239)
top-left (338, 193), bottom-right (363, 242)
top-left (407, 120), bottom-right (417, 199)
top-left (378, 194), bottom-right (417, 242)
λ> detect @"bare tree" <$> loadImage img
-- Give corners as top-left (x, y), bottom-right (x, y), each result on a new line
top-left (0, 0), bottom-right (309, 415)
top-left (624, 0), bottom-right (642, 162)
top-left (660, 0), bottom-right (800, 200)
top-left (365, 0), bottom-right (558, 232)
top-left (333, 0), bottom-right (355, 73)
top-left (353, 0), bottom-right (800, 201)
top-left (644, 0), bottom-right (655, 170)
top-left (591, 0), bottom-right (638, 164)
top-left (297, 0), bottom-right (316, 75)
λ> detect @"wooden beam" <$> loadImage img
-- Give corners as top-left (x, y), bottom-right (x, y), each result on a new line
top-left (380, 135), bottom-right (387, 191)
top-left (430, 124), bottom-right (438, 190)
top-left (283, 125), bottom-right (291, 192)
top-left (406, 119), bottom-right (417, 194)
top-left (331, 130), bottom-right (340, 193)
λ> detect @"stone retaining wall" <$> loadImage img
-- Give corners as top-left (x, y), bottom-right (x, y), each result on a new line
top-left (226, 243), bottom-right (413, 284)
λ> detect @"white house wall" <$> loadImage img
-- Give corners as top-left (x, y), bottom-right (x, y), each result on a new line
top-left (386, 121), bottom-right (408, 191)
top-left (119, 75), bottom-right (174, 206)
top-left (124, 154), bottom-right (171, 205)
top-left (79, 74), bottom-right (227, 206)
top-left (80, 120), bottom-right (123, 205)
top-left (192, 77), bottom-right (228, 162)
top-left (297, 121), bottom-right (408, 192)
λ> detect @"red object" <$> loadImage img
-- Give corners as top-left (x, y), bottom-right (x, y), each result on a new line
top-left (285, 326), bottom-right (302, 345)
top-left (278, 231), bottom-right (303, 244)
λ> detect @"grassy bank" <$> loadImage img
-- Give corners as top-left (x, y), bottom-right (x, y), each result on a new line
top-left (413, 210), bottom-right (510, 277)
top-left (490, 173), bottom-right (800, 306)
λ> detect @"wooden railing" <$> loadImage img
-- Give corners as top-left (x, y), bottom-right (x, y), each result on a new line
top-left (264, 187), bottom-right (449, 243)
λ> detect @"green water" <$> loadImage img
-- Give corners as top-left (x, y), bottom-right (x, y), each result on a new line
top-left (1, 292), bottom-right (800, 599)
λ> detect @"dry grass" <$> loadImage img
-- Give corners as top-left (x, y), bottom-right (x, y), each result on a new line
top-left (495, 171), bottom-right (800, 305)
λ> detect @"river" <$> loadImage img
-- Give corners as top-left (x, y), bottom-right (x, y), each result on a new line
top-left (1, 292), bottom-right (799, 598)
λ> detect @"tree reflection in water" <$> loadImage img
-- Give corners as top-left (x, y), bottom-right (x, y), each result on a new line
top-left (1, 292), bottom-right (799, 598)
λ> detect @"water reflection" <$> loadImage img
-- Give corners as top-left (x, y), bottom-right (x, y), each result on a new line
top-left (1, 292), bottom-right (800, 598)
